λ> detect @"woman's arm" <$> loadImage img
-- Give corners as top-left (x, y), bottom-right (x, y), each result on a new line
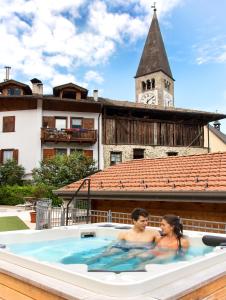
top-left (181, 237), bottom-right (190, 250)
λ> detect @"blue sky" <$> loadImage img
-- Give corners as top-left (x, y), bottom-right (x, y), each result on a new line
top-left (0, 0), bottom-right (226, 131)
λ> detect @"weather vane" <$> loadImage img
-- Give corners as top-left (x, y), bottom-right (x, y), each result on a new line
top-left (151, 2), bottom-right (157, 12)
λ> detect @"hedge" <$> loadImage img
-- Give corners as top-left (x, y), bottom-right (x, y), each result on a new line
top-left (0, 184), bottom-right (62, 206)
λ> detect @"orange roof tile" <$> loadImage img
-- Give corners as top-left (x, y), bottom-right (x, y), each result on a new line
top-left (58, 152), bottom-right (226, 193)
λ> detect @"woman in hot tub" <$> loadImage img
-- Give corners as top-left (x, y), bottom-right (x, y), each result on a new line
top-left (134, 214), bottom-right (190, 267)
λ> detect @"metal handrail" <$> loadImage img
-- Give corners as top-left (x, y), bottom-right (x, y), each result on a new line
top-left (66, 178), bottom-right (91, 225)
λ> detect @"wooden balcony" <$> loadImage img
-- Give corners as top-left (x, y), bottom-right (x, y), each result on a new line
top-left (41, 128), bottom-right (97, 144)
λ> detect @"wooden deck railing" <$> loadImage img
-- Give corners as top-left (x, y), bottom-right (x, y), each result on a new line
top-left (41, 128), bottom-right (97, 144)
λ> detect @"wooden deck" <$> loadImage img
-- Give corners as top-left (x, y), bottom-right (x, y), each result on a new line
top-left (0, 271), bottom-right (225, 300)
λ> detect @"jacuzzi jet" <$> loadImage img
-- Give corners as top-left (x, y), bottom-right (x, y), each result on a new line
top-left (81, 232), bottom-right (96, 238)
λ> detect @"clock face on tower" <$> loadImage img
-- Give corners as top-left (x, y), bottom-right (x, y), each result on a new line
top-left (139, 91), bottom-right (158, 105)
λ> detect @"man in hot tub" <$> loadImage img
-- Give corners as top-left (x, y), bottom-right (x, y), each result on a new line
top-left (86, 208), bottom-right (160, 264)
top-left (117, 208), bottom-right (160, 245)
top-left (62, 208), bottom-right (160, 267)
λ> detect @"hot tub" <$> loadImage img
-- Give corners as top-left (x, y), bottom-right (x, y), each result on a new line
top-left (0, 224), bottom-right (225, 299)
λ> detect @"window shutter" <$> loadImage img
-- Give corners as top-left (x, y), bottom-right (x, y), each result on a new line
top-left (43, 149), bottom-right (56, 160)
top-left (3, 116), bottom-right (15, 132)
top-left (42, 117), bottom-right (55, 128)
top-left (83, 150), bottom-right (93, 159)
top-left (13, 149), bottom-right (19, 163)
top-left (82, 118), bottom-right (94, 129)
top-left (0, 150), bottom-right (3, 164)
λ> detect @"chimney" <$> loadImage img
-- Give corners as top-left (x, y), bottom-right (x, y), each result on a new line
top-left (4, 66), bottom-right (11, 81)
top-left (30, 78), bottom-right (43, 95)
top-left (93, 89), bottom-right (98, 101)
top-left (213, 120), bottom-right (221, 131)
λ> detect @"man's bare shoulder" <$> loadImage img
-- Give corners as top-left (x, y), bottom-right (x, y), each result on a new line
top-left (117, 230), bottom-right (129, 240)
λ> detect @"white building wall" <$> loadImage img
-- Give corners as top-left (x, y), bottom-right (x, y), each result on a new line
top-left (0, 107), bottom-right (42, 175)
top-left (0, 106), bottom-right (103, 175)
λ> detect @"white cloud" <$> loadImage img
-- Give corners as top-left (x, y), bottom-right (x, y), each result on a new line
top-left (50, 73), bottom-right (77, 87)
top-left (0, 0), bottom-right (183, 87)
top-left (194, 36), bottom-right (226, 65)
top-left (84, 70), bottom-right (104, 84)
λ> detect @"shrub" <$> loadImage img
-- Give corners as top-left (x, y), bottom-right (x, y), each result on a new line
top-left (32, 152), bottom-right (97, 188)
top-left (0, 160), bottom-right (25, 186)
top-left (0, 185), bottom-right (34, 205)
top-left (0, 184), bottom-right (62, 206)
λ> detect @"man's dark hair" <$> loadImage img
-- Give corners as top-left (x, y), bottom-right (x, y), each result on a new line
top-left (131, 208), bottom-right (149, 221)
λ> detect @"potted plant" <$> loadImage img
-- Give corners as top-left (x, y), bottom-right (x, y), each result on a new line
top-left (30, 211), bottom-right (36, 223)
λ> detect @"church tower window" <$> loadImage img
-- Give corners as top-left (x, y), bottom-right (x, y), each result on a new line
top-left (142, 81), bottom-right (146, 91)
top-left (151, 79), bottom-right (155, 89)
top-left (146, 80), bottom-right (151, 90)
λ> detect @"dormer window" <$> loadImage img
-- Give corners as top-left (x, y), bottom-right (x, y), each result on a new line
top-left (53, 83), bottom-right (88, 100)
top-left (7, 87), bottom-right (21, 96)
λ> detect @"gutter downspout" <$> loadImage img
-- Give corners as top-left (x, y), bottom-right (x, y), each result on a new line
top-left (207, 123), bottom-right (210, 153)
top-left (97, 103), bottom-right (103, 170)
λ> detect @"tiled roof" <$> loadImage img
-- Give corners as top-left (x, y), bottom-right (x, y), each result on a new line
top-left (58, 152), bottom-right (226, 193)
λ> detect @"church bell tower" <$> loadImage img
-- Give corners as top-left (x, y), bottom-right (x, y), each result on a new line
top-left (135, 6), bottom-right (175, 107)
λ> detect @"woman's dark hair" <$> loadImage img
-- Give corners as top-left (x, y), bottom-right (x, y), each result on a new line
top-left (131, 208), bottom-right (149, 221)
top-left (163, 214), bottom-right (183, 239)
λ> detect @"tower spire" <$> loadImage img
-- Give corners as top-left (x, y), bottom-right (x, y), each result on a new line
top-left (135, 8), bottom-right (173, 79)
top-left (135, 7), bottom-right (175, 107)
top-left (151, 2), bottom-right (157, 12)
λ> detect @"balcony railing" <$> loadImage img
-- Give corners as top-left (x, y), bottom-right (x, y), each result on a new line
top-left (41, 128), bottom-right (97, 144)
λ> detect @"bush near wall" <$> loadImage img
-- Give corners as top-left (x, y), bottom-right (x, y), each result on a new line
top-left (0, 184), bottom-right (62, 206)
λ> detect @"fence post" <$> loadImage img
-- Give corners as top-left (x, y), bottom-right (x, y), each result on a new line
top-left (36, 199), bottom-right (52, 230)
top-left (60, 207), bottom-right (65, 226)
top-left (108, 210), bottom-right (112, 223)
top-left (47, 206), bottom-right (51, 229)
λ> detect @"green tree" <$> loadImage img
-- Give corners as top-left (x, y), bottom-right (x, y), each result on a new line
top-left (32, 152), bottom-right (97, 187)
top-left (0, 160), bottom-right (25, 185)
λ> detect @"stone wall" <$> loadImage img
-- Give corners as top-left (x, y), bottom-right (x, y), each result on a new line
top-left (104, 144), bottom-right (208, 168)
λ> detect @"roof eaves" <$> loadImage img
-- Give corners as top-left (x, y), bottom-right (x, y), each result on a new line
top-left (54, 190), bottom-right (226, 203)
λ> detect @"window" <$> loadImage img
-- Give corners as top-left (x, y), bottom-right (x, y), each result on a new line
top-left (141, 81), bottom-right (146, 91)
top-left (146, 80), bottom-right (151, 90)
top-left (3, 116), bottom-right (15, 132)
top-left (55, 117), bottom-right (67, 130)
top-left (3, 150), bottom-right (14, 163)
top-left (110, 152), bottom-right (122, 166)
top-left (55, 148), bottom-right (67, 156)
top-left (164, 80), bottom-right (170, 91)
top-left (71, 118), bottom-right (82, 129)
top-left (0, 149), bottom-right (18, 164)
top-left (133, 149), bottom-right (144, 159)
top-left (151, 79), bottom-right (155, 89)
top-left (7, 88), bottom-right (21, 96)
top-left (167, 151), bottom-right (178, 157)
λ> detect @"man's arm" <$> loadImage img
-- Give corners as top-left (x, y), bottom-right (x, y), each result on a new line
top-left (117, 231), bottom-right (127, 241)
